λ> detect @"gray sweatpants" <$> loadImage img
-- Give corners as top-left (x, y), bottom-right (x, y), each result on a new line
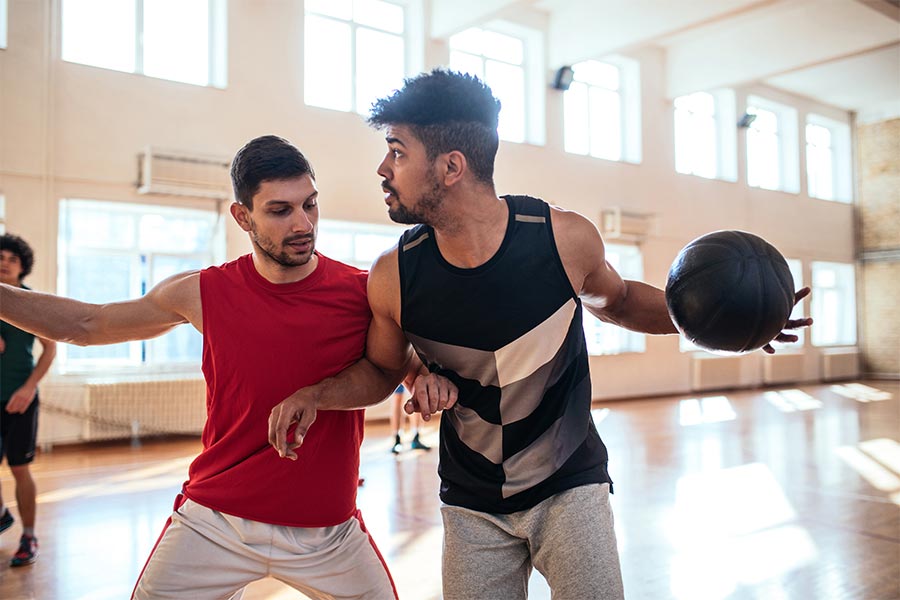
top-left (441, 483), bottom-right (624, 600)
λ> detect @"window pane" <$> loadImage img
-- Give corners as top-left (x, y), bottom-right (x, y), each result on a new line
top-left (353, 0), bottom-right (403, 34)
top-left (143, 0), bottom-right (209, 86)
top-left (563, 82), bottom-right (590, 156)
top-left (306, 0), bottom-right (352, 19)
top-left (811, 262), bottom-right (856, 346)
top-left (353, 233), bottom-right (396, 264)
top-left (573, 60), bottom-right (619, 90)
top-left (749, 108), bottom-right (778, 133)
top-left (138, 211), bottom-right (217, 254)
top-left (356, 28), bottom-right (404, 114)
top-left (589, 87), bottom-right (621, 161)
top-left (316, 230), bottom-right (355, 262)
top-left (304, 15), bottom-right (352, 111)
top-left (66, 205), bottom-right (136, 249)
top-left (449, 50), bottom-right (484, 79)
top-left (449, 28), bottom-right (484, 55)
top-left (62, 0), bottom-right (136, 73)
top-left (748, 129), bottom-right (780, 190)
top-left (485, 60), bottom-right (525, 143)
top-left (480, 30), bottom-right (523, 64)
top-left (147, 256), bottom-right (204, 363)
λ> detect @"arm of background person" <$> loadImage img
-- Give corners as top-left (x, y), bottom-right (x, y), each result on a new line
top-left (5, 337), bottom-right (57, 414)
top-left (0, 272), bottom-right (199, 345)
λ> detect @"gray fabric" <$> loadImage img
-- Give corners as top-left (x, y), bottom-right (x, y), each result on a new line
top-left (440, 484), bottom-right (624, 600)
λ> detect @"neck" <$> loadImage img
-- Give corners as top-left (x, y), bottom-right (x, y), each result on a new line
top-left (431, 189), bottom-right (508, 269)
top-left (250, 250), bottom-right (319, 284)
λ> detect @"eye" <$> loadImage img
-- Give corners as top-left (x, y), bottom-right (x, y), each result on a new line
top-left (304, 200), bottom-right (318, 210)
top-left (270, 208), bottom-right (290, 216)
top-left (392, 148), bottom-right (402, 158)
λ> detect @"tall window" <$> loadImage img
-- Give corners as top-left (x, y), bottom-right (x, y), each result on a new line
top-left (674, 90), bottom-right (737, 181)
top-left (564, 57), bottom-right (641, 163)
top-left (305, 0), bottom-right (415, 115)
top-left (449, 26), bottom-right (537, 143)
top-left (583, 244), bottom-right (645, 355)
top-left (746, 96), bottom-right (799, 193)
top-left (61, 0), bottom-right (227, 87)
top-left (811, 261), bottom-right (857, 347)
top-left (316, 219), bottom-right (404, 269)
top-left (57, 200), bottom-right (224, 370)
top-left (806, 115), bottom-right (852, 203)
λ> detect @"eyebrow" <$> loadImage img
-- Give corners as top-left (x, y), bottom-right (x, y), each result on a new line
top-left (385, 136), bottom-right (406, 147)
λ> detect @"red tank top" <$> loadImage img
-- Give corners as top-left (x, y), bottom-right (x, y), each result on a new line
top-left (184, 253), bottom-right (371, 527)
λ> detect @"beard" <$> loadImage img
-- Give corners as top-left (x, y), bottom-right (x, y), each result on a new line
top-left (386, 178), bottom-right (446, 226)
top-left (249, 221), bottom-right (316, 268)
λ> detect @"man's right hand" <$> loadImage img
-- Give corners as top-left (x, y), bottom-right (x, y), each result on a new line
top-left (405, 373), bottom-right (458, 421)
top-left (268, 391), bottom-right (318, 460)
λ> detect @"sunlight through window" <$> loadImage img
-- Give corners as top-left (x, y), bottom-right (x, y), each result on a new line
top-left (829, 383), bottom-right (891, 402)
top-left (764, 389), bottom-right (822, 412)
top-left (678, 396), bottom-right (736, 426)
top-left (835, 444), bottom-right (900, 492)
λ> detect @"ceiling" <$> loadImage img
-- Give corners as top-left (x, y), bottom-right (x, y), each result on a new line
top-left (431, 0), bottom-right (900, 123)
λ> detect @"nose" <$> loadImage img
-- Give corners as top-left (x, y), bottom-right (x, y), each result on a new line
top-left (377, 154), bottom-right (391, 179)
top-left (292, 210), bottom-right (314, 234)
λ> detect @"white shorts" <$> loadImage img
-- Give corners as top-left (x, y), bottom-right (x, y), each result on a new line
top-left (133, 497), bottom-right (397, 600)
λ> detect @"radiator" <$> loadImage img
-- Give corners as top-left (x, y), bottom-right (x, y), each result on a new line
top-left (40, 376), bottom-right (207, 444)
top-left (763, 353), bottom-right (805, 385)
top-left (821, 349), bottom-right (860, 382)
top-left (691, 355), bottom-right (743, 391)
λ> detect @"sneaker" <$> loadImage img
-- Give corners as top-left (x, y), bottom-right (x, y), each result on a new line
top-left (10, 534), bottom-right (38, 567)
top-left (0, 510), bottom-right (13, 534)
top-left (411, 433), bottom-right (431, 451)
top-left (390, 434), bottom-right (403, 454)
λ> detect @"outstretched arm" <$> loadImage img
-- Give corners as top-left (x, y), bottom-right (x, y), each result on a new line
top-left (0, 271), bottom-right (200, 345)
top-left (552, 207), bottom-right (677, 335)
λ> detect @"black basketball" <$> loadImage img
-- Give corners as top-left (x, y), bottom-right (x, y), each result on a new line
top-left (665, 230), bottom-right (794, 353)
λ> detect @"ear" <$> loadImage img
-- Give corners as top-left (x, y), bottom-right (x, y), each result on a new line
top-left (230, 202), bottom-right (253, 232)
top-left (438, 150), bottom-right (468, 188)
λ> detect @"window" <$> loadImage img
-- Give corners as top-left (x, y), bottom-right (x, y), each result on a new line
top-left (674, 90), bottom-right (737, 181)
top-left (564, 57), bottom-right (641, 163)
top-left (811, 261), bottom-right (857, 347)
top-left (806, 115), bottom-right (852, 203)
top-left (746, 96), bottom-right (800, 193)
top-left (449, 23), bottom-right (544, 145)
top-left (57, 200), bottom-right (224, 370)
top-left (681, 257), bottom-right (804, 353)
top-left (0, 195), bottom-right (5, 234)
top-left (316, 219), bottom-right (405, 269)
top-left (305, 0), bottom-right (421, 115)
top-left (0, 0), bottom-right (7, 49)
top-left (61, 0), bottom-right (227, 87)
top-left (583, 244), bottom-right (645, 355)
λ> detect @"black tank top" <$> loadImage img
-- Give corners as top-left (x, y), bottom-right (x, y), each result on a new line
top-left (398, 195), bottom-right (612, 514)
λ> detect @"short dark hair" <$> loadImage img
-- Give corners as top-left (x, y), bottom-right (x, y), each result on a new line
top-left (0, 233), bottom-right (35, 281)
top-left (230, 135), bottom-right (315, 209)
top-left (368, 69), bottom-right (501, 184)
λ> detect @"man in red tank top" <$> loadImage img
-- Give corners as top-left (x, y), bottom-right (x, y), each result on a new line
top-left (0, 136), bottom-right (412, 599)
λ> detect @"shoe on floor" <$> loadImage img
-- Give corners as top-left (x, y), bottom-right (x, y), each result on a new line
top-left (0, 509), bottom-right (13, 534)
top-left (411, 433), bottom-right (431, 451)
top-left (10, 534), bottom-right (38, 567)
top-left (390, 434), bottom-right (403, 454)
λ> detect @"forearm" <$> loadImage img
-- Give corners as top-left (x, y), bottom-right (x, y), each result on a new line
top-left (590, 280), bottom-right (678, 335)
top-left (1, 284), bottom-right (96, 344)
top-left (23, 344), bottom-right (57, 389)
top-left (307, 355), bottom-right (408, 411)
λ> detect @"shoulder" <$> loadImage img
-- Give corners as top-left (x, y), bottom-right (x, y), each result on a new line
top-left (548, 205), bottom-right (607, 287)
top-left (367, 245), bottom-right (401, 320)
top-left (150, 270), bottom-right (201, 313)
top-left (319, 254), bottom-right (369, 296)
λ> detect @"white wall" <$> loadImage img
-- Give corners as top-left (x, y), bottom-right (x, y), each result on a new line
top-left (0, 1), bottom-right (856, 402)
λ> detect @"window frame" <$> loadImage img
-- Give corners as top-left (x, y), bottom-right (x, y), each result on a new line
top-left (563, 55), bottom-right (641, 164)
top-left (0, 0), bottom-right (7, 50)
top-left (303, 0), bottom-right (423, 115)
top-left (810, 261), bottom-right (857, 347)
top-left (805, 113), bottom-right (853, 203)
top-left (745, 95), bottom-right (800, 194)
top-left (673, 89), bottom-right (737, 182)
top-left (60, 0), bottom-right (228, 88)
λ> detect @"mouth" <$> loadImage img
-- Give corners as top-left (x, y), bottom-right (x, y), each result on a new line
top-left (285, 237), bottom-right (313, 252)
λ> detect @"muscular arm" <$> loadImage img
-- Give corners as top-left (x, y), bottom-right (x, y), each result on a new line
top-left (0, 271), bottom-right (201, 345)
top-left (552, 207), bottom-right (677, 335)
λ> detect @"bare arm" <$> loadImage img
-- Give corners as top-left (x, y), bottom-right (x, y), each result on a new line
top-left (268, 249), bottom-right (414, 459)
top-left (5, 337), bottom-right (57, 414)
top-left (0, 272), bottom-right (201, 345)
top-left (552, 207), bottom-right (677, 335)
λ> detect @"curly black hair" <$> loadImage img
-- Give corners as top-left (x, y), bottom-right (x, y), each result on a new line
top-left (368, 69), bottom-right (501, 184)
top-left (0, 233), bottom-right (35, 281)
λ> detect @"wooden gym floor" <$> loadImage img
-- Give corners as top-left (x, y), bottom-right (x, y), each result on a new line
top-left (0, 380), bottom-right (897, 600)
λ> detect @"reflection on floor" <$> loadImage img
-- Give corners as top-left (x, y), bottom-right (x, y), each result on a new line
top-left (0, 381), bottom-right (897, 600)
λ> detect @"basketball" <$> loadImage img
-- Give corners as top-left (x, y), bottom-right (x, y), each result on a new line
top-left (665, 230), bottom-right (794, 353)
